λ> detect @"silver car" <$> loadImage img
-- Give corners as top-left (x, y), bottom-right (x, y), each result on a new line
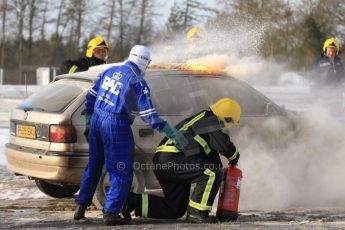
top-left (5, 64), bottom-right (294, 209)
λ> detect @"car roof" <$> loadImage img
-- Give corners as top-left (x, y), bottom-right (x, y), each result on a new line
top-left (54, 63), bottom-right (228, 83)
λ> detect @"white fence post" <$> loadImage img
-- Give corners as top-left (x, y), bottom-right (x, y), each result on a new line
top-left (0, 68), bottom-right (3, 85)
top-left (36, 67), bottom-right (50, 85)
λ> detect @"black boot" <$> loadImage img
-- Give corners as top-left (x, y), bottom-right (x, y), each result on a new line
top-left (73, 204), bottom-right (87, 220)
top-left (103, 212), bottom-right (129, 226)
top-left (121, 193), bottom-right (137, 222)
top-left (186, 208), bottom-right (216, 223)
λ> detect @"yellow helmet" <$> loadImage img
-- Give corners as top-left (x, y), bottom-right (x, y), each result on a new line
top-left (323, 37), bottom-right (340, 54)
top-left (210, 98), bottom-right (241, 128)
top-left (86, 36), bottom-right (109, 58)
top-left (186, 27), bottom-right (205, 40)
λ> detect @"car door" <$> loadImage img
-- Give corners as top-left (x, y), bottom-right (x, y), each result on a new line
top-left (132, 72), bottom-right (199, 155)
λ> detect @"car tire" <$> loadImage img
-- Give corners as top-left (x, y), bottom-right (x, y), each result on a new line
top-left (35, 179), bottom-right (80, 198)
top-left (92, 167), bottom-right (145, 210)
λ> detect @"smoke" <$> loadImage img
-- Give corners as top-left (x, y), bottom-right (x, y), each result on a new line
top-left (150, 21), bottom-right (287, 84)
top-left (150, 21), bottom-right (345, 211)
top-left (238, 105), bottom-right (345, 211)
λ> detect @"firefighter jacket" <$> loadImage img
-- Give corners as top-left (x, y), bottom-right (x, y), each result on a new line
top-left (156, 110), bottom-right (239, 162)
top-left (311, 54), bottom-right (345, 87)
top-left (85, 60), bottom-right (166, 131)
top-left (59, 56), bottom-right (106, 74)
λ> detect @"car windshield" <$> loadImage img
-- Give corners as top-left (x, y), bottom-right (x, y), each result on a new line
top-left (16, 79), bottom-right (92, 113)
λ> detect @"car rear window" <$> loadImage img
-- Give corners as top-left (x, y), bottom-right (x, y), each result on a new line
top-left (16, 79), bottom-right (92, 113)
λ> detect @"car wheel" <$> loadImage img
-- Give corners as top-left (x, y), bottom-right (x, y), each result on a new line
top-left (92, 167), bottom-right (145, 210)
top-left (35, 179), bottom-right (80, 198)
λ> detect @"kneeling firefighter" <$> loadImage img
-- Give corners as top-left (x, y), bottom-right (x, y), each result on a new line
top-left (122, 98), bottom-right (241, 223)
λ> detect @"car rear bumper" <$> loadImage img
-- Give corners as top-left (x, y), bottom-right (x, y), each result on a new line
top-left (5, 143), bottom-right (88, 185)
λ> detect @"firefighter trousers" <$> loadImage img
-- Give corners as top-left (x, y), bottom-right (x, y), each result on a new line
top-left (133, 152), bottom-right (222, 219)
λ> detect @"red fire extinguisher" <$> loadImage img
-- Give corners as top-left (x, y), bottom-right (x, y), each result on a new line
top-left (216, 165), bottom-right (242, 221)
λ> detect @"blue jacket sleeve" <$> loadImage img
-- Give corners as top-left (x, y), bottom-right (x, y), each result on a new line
top-left (85, 76), bottom-right (101, 115)
top-left (132, 79), bottom-right (166, 131)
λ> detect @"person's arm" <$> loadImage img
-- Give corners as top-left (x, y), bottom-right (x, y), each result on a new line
top-left (132, 79), bottom-right (166, 130)
top-left (85, 74), bottom-right (102, 116)
top-left (209, 131), bottom-right (239, 165)
top-left (131, 78), bottom-right (188, 149)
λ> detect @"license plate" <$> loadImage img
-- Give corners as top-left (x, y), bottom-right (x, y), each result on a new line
top-left (16, 125), bottom-right (36, 139)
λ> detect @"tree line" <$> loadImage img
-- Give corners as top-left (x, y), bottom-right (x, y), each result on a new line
top-left (0, 0), bottom-right (344, 83)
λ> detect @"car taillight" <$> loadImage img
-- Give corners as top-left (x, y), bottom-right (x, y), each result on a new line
top-left (50, 125), bottom-right (77, 143)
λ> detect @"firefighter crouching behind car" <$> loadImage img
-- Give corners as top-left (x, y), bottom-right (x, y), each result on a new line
top-left (59, 36), bottom-right (109, 74)
top-left (122, 98), bottom-right (241, 223)
top-left (73, 45), bottom-right (188, 226)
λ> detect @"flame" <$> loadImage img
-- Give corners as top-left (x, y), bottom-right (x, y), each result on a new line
top-left (150, 63), bottom-right (224, 74)
top-left (149, 54), bottom-right (230, 74)
top-left (178, 64), bottom-right (223, 74)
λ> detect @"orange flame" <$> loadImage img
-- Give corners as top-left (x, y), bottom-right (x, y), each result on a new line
top-left (149, 63), bottom-right (224, 74)
top-left (178, 64), bottom-right (223, 74)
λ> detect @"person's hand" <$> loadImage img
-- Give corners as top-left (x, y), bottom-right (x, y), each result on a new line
top-left (85, 113), bottom-right (92, 127)
top-left (161, 123), bottom-right (188, 150)
top-left (83, 127), bottom-right (89, 142)
top-left (84, 113), bottom-right (92, 142)
top-left (172, 129), bottom-right (188, 150)
top-left (229, 153), bottom-right (240, 166)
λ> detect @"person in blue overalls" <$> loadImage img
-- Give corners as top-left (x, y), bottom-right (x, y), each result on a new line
top-left (73, 45), bottom-right (188, 226)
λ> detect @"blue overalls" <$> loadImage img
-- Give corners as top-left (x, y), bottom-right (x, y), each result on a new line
top-left (76, 61), bottom-right (166, 214)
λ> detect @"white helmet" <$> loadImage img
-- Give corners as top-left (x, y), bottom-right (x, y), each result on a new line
top-left (128, 45), bottom-right (151, 74)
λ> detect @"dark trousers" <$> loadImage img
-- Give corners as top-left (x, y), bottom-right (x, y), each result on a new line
top-left (134, 152), bottom-right (222, 219)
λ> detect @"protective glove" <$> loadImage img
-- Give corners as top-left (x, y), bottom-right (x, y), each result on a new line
top-left (83, 113), bottom-right (92, 142)
top-left (229, 152), bottom-right (240, 166)
top-left (161, 123), bottom-right (188, 150)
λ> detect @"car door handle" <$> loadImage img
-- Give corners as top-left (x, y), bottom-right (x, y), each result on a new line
top-left (139, 128), bottom-right (154, 137)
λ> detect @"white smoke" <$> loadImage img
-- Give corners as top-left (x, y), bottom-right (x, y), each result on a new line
top-left (150, 21), bottom-right (345, 211)
top-left (238, 105), bottom-right (345, 211)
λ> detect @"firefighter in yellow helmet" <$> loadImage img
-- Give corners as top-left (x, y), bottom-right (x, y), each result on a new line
top-left (186, 27), bottom-right (205, 52)
top-left (311, 37), bottom-right (344, 88)
top-left (187, 27), bottom-right (205, 41)
top-left (122, 98), bottom-right (241, 224)
top-left (59, 36), bottom-right (109, 74)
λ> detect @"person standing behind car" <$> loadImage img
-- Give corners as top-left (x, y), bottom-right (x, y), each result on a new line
top-left (59, 36), bottom-right (109, 74)
top-left (73, 45), bottom-right (188, 226)
top-left (311, 37), bottom-right (345, 89)
top-left (310, 37), bottom-right (345, 116)
top-left (122, 98), bottom-right (241, 224)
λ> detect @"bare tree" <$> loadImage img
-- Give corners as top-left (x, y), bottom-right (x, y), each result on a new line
top-left (50, 0), bottom-right (65, 65)
top-left (40, 0), bottom-right (48, 40)
top-left (27, 0), bottom-right (40, 63)
top-left (166, 0), bottom-right (216, 35)
top-left (11, 0), bottom-right (29, 78)
top-left (136, 0), bottom-right (149, 44)
top-left (75, 0), bottom-right (86, 51)
top-left (105, 0), bottom-right (117, 43)
top-left (0, 0), bottom-right (8, 68)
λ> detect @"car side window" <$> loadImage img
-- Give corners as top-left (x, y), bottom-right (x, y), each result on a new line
top-left (146, 75), bottom-right (197, 115)
top-left (190, 76), bottom-right (269, 116)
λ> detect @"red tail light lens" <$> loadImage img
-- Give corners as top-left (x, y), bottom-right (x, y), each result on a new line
top-left (50, 125), bottom-right (77, 143)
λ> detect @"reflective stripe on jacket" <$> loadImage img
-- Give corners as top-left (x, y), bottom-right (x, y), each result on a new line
top-left (156, 110), bottom-right (238, 160)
